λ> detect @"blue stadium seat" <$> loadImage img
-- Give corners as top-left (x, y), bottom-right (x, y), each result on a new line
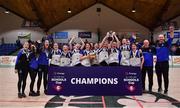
top-left (0, 43), bottom-right (18, 56)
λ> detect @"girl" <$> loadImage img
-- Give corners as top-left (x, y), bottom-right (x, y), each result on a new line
top-left (69, 36), bottom-right (84, 66)
top-left (37, 40), bottom-right (51, 95)
top-left (98, 32), bottom-right (112, 66)
top-left (15, 42), bottom-right (30, 98)
top-left (60, 45), bottom-right (71, 66)
top-left (29, 44), bottom-right (39, 96)
top-left (129, 43), bottom-right (144, 69)
top-left (108, 32), bottom-right (120, 66)
top-left (80, 43), bottom-right (94, 66)
top-left (91, 43), bottom-right (99, 66)
top-left (120, 38), bottom-right (131, 66)
top-left (50, 43), bottom-right (61, 66)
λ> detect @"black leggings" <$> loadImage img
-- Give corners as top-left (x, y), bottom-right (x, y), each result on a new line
top-left (29, 69), bottom-right (37, 92)
top-left (17, 69), bottom-right (29, 93)
top-left (37, 65), bottom-right (48, 91)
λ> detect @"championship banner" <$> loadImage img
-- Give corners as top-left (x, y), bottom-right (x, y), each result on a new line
top-left (48, 66), bottom-right (142, 96)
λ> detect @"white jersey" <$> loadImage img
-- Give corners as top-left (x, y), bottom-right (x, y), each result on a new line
top-left (98, 48), bottom-right (109, 64)
top-left (71, 49), bottom-right (82, 66)
top-left (129, 50), bottom-right (141, 67)
top-left (60, 52), bottom-right (71, 67)
top-left (81, 50), bottom-right (91, 67)
top-left (120, 45), bottom-right (130, 66)
top-left (50, 50), bottom-right (61, 66)
top-left (108, 48), bottom-right (119, 64)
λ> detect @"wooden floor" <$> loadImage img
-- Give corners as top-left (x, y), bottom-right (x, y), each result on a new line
top-left (0, 67), bottom-right (180, 108)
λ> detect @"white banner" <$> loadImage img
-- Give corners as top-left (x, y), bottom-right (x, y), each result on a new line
top-left (0, 56), bottom-right (17, 66)
top-left (172, 56), bottom-right (180, 66)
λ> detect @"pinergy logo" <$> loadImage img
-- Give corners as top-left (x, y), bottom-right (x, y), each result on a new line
top-left (45, 92), bottom-right (180, 108)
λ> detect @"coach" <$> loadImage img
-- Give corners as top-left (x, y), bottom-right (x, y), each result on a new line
top-left (155, 26), bottom-right (174, 94)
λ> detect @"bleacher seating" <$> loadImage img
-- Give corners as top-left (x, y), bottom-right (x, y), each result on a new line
top-left (0, 43), bottom-right (18, 56)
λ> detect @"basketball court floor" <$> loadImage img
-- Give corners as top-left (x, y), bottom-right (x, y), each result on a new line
top-left (0, 67), bottom-right (180, 108)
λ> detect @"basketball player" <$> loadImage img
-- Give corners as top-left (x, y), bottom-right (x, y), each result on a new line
top-left (60, 45), bottom-right (71, 66)
top-left (108, 32), bottom-right (121, 66)
top-left (98, 32), bottom-right (112, 66)
top-left (15, 42), bottom-right (30, 98)
top-left (29, 44), bottom-right (39, 96)
top-left (120, 38), bottom-right (131, 66)
top-left (129, 43), bottom-right (144, 69)
top-left (50, 43), bottom-right (61, 66)
top-left (37, 40), bottom-right (51, 95)
top-left (80, 43), bottom-right (94, 66)
top-left (69, 36), bottom-right (84, 66)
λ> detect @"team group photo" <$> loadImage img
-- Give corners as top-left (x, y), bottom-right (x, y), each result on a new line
top-left (0, 0), bottom-right (180, 108)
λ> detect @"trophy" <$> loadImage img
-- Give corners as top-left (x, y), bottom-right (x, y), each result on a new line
top-left (107, 31), bottom-right (115, 42)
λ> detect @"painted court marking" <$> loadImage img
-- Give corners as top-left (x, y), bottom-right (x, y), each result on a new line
top-left (0, 99), bottom-right (102, 104)
top-left (132, 96), bottom-right (144, 108)
top-left (101, 96), bottom-right (106, 108)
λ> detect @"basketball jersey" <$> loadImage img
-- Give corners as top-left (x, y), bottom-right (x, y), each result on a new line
top-left (60, 52), bottom-right (71, 66)
top-left (81, 50), bottom-right (91, 66)
top-left (71, 49), bottom-right (82, 66)
top-left (98, 48), bottom-right (109, 64)
top-left (120, 45), bottom-right (130, 66)
top-left (50, 50), bottom-right (61, 66)
top-left (108, 48), bottom-right (120, 64)
top-left (129, 50), bottom-right (142, 67)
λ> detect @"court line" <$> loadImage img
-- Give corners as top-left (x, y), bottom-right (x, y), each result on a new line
top-left (0, 100), bottom-right (102, 104)
top-left (0, 99), bottom-right (179, 104)
top-left (101, 96), bottom-right (106, 108)
top-left (132, 96), bottom-right (144, 108)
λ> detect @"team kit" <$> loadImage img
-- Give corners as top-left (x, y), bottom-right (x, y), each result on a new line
top-left (15, 29), bottom-right (174, 98)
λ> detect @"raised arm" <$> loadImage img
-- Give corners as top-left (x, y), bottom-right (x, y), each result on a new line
top-left (99, 32), bottom-right (109, 48)
top-left (80, 38), bottom-right (85, 50)
top-left (169, 26), bottom-right (175, 39)
top-left (113, 32), bottom-right (120, 48)
top-left (129, 32), bottom-right (136, 44)
top-left (108, 34), bottom-right (114, 49)
top-left (167, 26), bottom-right (175, 47)
top-left (69, 36), bottom-right (75, 50)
